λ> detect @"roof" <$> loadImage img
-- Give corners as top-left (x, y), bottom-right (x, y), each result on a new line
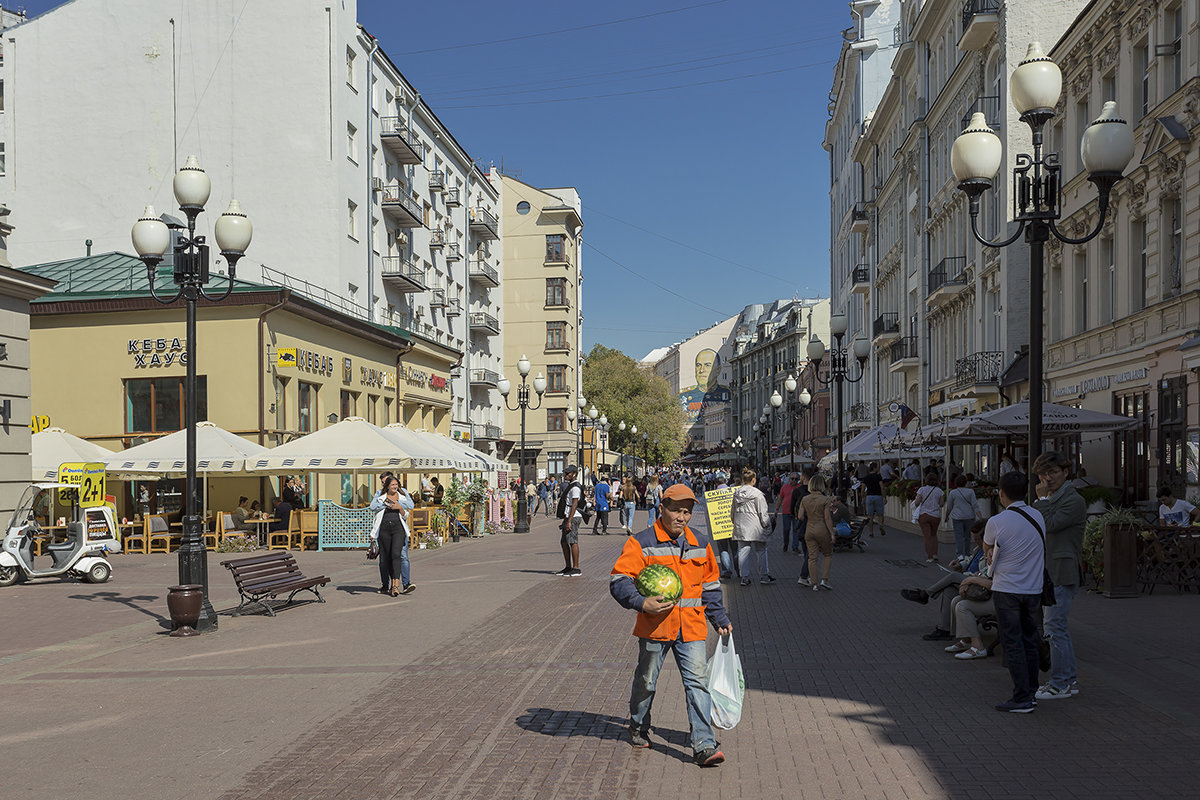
top-left (640, 346), bottom-right (670, 364)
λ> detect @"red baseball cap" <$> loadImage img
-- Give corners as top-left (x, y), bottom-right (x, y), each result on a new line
top-left (662, 484), bottom-right (696, 504)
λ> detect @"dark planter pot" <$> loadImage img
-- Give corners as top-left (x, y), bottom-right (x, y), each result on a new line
top-left (167, 584), bottom-right (204, 636)
top-left (1102, 524), bottom-right (1139, 598)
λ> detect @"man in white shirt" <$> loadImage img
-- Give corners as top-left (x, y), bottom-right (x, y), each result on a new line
top-left (1157, 486), bottom-right (1199, 526)
top-left (558, 464), bottom-right (584, 577)
top-left (902, 460), bottom-right (921, 481)
top-left (880, 461), bottom-right (895, 482)
top-left (984, 470), bottom-right (1046, 713)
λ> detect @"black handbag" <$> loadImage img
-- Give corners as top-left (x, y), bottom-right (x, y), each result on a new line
top-left (1011, 506), bottom-right (1056, 607)
top-left (366, 539), bottom-right (379, 560)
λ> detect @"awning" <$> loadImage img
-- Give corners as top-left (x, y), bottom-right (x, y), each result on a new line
top-left (32, 428), bottom-right (116, 481)
top-left (104, 421), bottom-right (269, 477)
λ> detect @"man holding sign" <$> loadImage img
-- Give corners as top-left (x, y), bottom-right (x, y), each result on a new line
top-left (702, 480), bottom-right (736, 578)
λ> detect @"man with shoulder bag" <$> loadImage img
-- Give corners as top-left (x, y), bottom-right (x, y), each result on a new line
top-left (555, 464), bottom-right (586, 577)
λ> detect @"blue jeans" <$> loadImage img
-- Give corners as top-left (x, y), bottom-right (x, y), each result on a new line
top-left (630, 636), bottom-right (717, 753)
top-left (737, 541), bottom-right (770, 579)
top-left (952, 518), bottom-right (974, 559)
top-left (624, 501), bottom-right (636, 529)
top-left (646, 505), bottom-right (659, 528)
top-left (992, 591), bottom-right (1041, 704)
top-left (1043, 584), bottom-right (1077, 690)
top-left (778, 514), bottom-right (795, 551)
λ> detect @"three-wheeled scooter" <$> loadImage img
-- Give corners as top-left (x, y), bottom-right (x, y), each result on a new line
top-left (0, 482), bottom-right (120, 587)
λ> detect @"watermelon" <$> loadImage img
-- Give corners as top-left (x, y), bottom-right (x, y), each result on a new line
top-left (635, 564), bottom-right (683, 602)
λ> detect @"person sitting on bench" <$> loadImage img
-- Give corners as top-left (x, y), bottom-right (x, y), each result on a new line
top-left (902, 520), bottom-right (988, 641)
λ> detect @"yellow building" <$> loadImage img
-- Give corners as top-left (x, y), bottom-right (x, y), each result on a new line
top-left (25, 253), bottom-right (461, 514)
top-left (499, 176), bottom-right (583, 482)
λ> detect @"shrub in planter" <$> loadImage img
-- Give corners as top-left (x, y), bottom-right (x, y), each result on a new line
top-left (1081, 506), bottom-right (1144, 587)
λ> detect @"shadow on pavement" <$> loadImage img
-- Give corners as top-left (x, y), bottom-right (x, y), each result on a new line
top-left (335, 583), bottom-right (384, 596)
top-left (515, 707), bottom-right (694, 764)
top-left (67, 590), bottom-right (171, 626)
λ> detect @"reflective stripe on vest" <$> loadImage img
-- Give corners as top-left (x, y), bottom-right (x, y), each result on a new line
top-left (642, 545), bottom-right (679, 558)
top-left (681, 547), bottom-right (708, 560)
top-left (702, 580), bottom-right (720, 590)
top-left (677, 597), bottom-right (703, 607)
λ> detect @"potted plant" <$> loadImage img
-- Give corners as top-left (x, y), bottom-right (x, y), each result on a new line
top-left (1082, 506), bottom-right (1143, 597)
top-left (1078, 485), bottom-right (1116, 515)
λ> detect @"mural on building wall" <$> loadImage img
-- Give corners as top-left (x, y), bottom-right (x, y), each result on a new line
top-left (679, 348), bottom-right (731, 449)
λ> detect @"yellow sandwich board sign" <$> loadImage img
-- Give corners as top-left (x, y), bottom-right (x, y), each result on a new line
top-left (57, 462), bottom-right (107, 508)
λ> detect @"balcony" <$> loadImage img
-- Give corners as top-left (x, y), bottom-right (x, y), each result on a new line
top-left (850, 202), bottom-right (870, 234)
top-left (379, 256), bottom-right (425, 293)
top-left (960, 95), bottom-right (1000, 133)
top-left (446, 297), bottom-right (462, 316)
top-left (851, 265), bottom-right (871, 295)
top-left (959, 0), bottom-right (1000, 51)
top-left (469, 311), bottom-right (500, 335)
top-left (872, 312), bottom-right (900, 343)
top-left (379, 117), bottom-right (425, 165)
top-left (381, 184), bottom-right (424, 228)
top-left (430, 288), bottom-right (447, 308)
top-left (429, 229), bottom-right (446, 249)
top-left (927, 257), bottom-right (968, 306)
top-left (444, 243), bottom-right (461, 262)
top-left (444, 188), bottom-right (461, 207)
top-left (953, 351), bottom-right (1004, 391)
top-left (889, 336), bottom-right (919, 373)
top-left (471, 368), bottom-right (500, 387)
top-left (468, 259), bottom-right (499, 287)
top-left (849, 402), bottom-right (872, 430)
top-left (545, 246), bottom-right (572, 267)
top-left (469, 207), bottom-right (499, 240)
top-left (428, 170), bottom-right (445, 192)
top-left (475, 423), bottom-right (503, 441)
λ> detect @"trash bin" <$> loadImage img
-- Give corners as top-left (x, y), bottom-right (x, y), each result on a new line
top-left (1102, 524), bottom-right (1139, 598)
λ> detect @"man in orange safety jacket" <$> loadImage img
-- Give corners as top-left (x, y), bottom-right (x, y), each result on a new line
top-left (610, 483), bottom-right (732, 767)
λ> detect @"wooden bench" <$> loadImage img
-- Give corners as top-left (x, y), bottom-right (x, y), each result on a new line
top-left (219, 551), bottom-right (330, 617)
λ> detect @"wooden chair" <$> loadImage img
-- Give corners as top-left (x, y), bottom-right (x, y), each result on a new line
top-left (269, 512), bottom-right (298, 550)
top-left (298, 509), bottom-right (319, 551)
top-left (146, 515), bottom-right (177, 554)
top-left (122, 521), bottom-right (149, 555)
top-left (220, 513), bottom-right (252, 548)
top-left (203, 517), bottom-right (220, 551)
top-left (408, 507), bottom-right (432, 548)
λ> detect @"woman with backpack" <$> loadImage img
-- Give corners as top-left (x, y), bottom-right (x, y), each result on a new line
top-left (644, 476), bottom-right (662, 529)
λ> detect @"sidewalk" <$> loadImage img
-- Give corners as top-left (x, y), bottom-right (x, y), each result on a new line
top-left (2, 510), bottom-right (1198, 800)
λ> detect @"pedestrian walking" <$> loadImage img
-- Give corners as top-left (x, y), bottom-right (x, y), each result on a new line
top-left (732, 468), bottom-right (774, 585)
top-left (913, 474), bottom-right (945, 562)
top-left (621, 476), bottom-right (638, 533)
top-left (592, 476), bottom-right (612, 534)
top-left (609, 484), bottom-right (732, 766)
top-left (369, 475), bottom-right (416, 596)
top-left (534, 479), bottom-right (551, 517)
top-left (862, 463), bottom-right (886, 538)
top-left (644, 475), bottom-right (662, 529)
top-left (1033, 451), bottom-right (1086, 701)
top-left (797, 474), bottom-right (835, 590)
top-left (985, 470), bottom-right (1045, 712)
top-left (946, 475), bottom-right (984, 559)
top-left (776, 473), bottom-right (798, 552)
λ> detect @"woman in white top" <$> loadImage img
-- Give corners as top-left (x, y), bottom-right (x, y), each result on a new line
top-left (913, 474), bottom-right (945, 562)
top-left (946, 474), bottom-right (984, 560)
top-left (732, 467), bottom-right (774, 586)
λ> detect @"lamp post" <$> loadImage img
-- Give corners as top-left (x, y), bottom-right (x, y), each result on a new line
top-left (498, 354), bottom-right (546, 533)
top-left (951, 42), bottom-right (1134, 489)
top-left (618, 420), bottom-right (627, 476)
top-left (808, 313), bottom-right (869, 501)
top-left (598, 414), bottom-right (610, 480)
top-left (783, 373), bottom-right (813, 474)
top-left (654, 437), bottom-right (659, 471)
top-left (642, 431), bottom-right (649, 476)
top-left (629, 424), bottom-right (638, 476)
top-left (566, 395), bottom-right (590, 472)
top-left (769, 390), bottom-right (783, 474)
top-left (131, 155), bottom-right (252, 634)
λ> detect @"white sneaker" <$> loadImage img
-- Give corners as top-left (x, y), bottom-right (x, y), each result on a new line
top-left (812, 583), bottom-right (820, 592)
top-left (818, 581), bottom-right (833, 591)
top-left (955, 647), bottom-right (988, 660)
top-left (797, 577), bottom-right (812, 587)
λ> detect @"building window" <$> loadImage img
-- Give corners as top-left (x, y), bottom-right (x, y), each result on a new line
top-left (1101, 72), bottom-right (1117, 103)
top-left (1166, 5), bottom-right (1183, 93)
top-left (1136, 42), bottom-right (1150, 116)
top-left (347, 123), bottom-right (357, 162)
top-left (348, 200), bottom-right (358, 240)
top-left (547, 365), bottom-right (567, 393)
top-left (546, 234), bottom-right (566, 262)
top-left (340, 389), bottom-right (358, 420)
top-left (546, 277), bottom-right (567, 307)
top-left (1131, 218), bottom-right (1147, 312)
top-left (516, 201), bottom-right (531, 215)
top-left (346, 46), bottom-right (356, 85)
top-left (124, 377), bottom-right (208, 434)
top-left (0, 143), bottom-right (5, 177)
top-left (1165, 198), bottom-right (1182, 296)
top-left (298, 381), bottom-right (317, 433)
top-left (1100, 236), bottom-right (1114, 322)
top-left (1159, 375), bottom-right (1188, 495)
top-left (1113, 392), bottom-right (1150, 504)
top-left (365, 394), bottom-right (377, 424)
top-left (546, 321), bottom-right (567, 350)
top-left (547, 451), bottom-right (567, 477)
top-left (547, 408), bottom-right (566, 432)
top-left (1073, 250), bottom-right (1087, 335)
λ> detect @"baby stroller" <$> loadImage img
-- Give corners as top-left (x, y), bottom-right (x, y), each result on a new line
top-left (833, 517), bottom-right (868, 553)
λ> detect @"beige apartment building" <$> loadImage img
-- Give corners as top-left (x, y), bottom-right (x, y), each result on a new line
top-left (499, 176), bottom-right (584, 482)
top-left (1045, 0), bottom-right (1199, 500)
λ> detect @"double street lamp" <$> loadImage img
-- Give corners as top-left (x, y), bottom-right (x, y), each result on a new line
top-left (808, 313), bottom-right (869, 501)
top-left (781, 374), bottom-right (813, 474)
top-left (499, 354), bottom-right (546, 533)
top-left (131, 155), bottom-right (253, 635)
top-left (565, 396), bottom-right (598, 479)
top-left (951, 41), bottom-right (1134, 481)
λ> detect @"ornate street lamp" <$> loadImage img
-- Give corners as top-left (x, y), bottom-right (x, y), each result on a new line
top-left (499, 354), bottom-right (545, 532)
top-left (782, 373), bottom-right (813, 474)
top-left (131, 155), bottom-right (252, 635)
top-left (952, 42), bottom-right (1133, 487)
top-left (809, 313), bottom-right (869, 501)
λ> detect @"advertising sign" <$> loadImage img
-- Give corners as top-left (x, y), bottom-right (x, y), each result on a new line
top-left (704, 487), bottom-right (734, 540)
top-left (57, 461), bottom-right (107, 508)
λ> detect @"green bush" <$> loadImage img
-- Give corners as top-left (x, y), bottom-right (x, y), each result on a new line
top-left (1078, 485), bottom-right (1116, 507)
top-left (1081, 506), bottom-right (1145, 587)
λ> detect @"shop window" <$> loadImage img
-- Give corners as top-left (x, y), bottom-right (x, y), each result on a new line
top-left (546, 321), bottom-right (567, 350)
top-left (298, 381), bottom-right (317, 433)
top-left (124, 377), bottom-right (208, 434)
top-left (546, 277), bottom-right (567, 307)
top-left (547, 408), bottom-right (566, 432)
top-left (547, 365), bottom-right (567, 394)
top-left (1159, 376), bottom-right (1188, 496)
top-left (340, 390), bottom-right (358, 420)
top-left (547, 451), bottom-right (567, 477)
top-left (1113, 392), bottom-right (1150, 505)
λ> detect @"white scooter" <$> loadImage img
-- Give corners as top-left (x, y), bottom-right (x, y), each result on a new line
top-left (0, 482), bottom-right (119, 587)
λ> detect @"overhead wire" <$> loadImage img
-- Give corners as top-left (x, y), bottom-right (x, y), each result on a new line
top-left (396, 0), bottom-right (732, 55)
top-left (583, 241), bottom-right (733, 318)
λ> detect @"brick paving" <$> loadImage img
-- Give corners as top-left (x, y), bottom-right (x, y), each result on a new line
top-left (2, 507), bottom-right (1198, 800)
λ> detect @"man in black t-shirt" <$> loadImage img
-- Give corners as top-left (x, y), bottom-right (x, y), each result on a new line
top-left (862, 463), bottom-right (886, 538)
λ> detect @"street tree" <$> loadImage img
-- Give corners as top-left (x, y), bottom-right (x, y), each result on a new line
top-left (581, 344), bottom-right (684, 467)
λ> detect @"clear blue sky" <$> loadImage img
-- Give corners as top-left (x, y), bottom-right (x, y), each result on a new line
top-left (17, 0), bottom-right (850, 361)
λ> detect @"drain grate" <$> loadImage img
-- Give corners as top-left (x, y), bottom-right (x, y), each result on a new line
top-left (884, 558), bottom-right (928, 568)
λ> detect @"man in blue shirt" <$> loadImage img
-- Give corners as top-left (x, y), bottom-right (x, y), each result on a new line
top-left (592, 476), bottom-right (612, 534)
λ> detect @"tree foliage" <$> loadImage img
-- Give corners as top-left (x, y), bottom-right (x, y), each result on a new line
top-left (581, 344), bottom-right (684, 465)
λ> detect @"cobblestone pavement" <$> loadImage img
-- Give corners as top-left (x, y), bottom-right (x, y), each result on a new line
top-left (3, 507), bottom-right (1198, 800)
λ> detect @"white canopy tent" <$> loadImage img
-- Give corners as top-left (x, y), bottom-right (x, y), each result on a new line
top-left (940, 401), bottom-right (1140, 442)
top-left (246, 417), bottom-right (412, 474)
top-left (31, 428), bottom-right (116, 480)
top-left (103, 421), bottom-right (270, 478)
top-left (381, 424), bottom-right (483, 472)
top-left (817, 424), bottom-right (941, 470)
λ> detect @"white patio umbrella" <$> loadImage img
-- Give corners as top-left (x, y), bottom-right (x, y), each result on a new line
top-left (381, 424), bottom-right (479, 471)
top-left (31, 428), bottom-right (116, 480)
top-left (423, 432), bottom-right (508, 473)
top-left (941, 401), bottom-right (1139, 442)
top-left (818, 423), bottom-right (942, 471)
top-left (103, 421), bottom-right (270, 477)
top-left (247, 417), bottom-right (413, 473)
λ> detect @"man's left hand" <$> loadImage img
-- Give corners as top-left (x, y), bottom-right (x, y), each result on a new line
top-left (717, 624), bottom-right (733, 636)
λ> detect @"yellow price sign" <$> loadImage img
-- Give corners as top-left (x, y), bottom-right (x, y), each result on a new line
top-left (703, 487), bottom-right (735, 540)
top-left (57, 462), bottom-right (107, 508)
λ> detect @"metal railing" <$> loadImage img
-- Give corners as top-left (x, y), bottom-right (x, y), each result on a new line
top-left (873, 312), bottom-right (900, 339)
top-left (852, 202), bottom-right (869, 224)
top-left (852, 265), bottom-right (870, 285)
top-left (381, 184), bottom-right (424, 222)
top-left (850, 402), bottom-right (872, 424)
top-left (470, 311), bottom-right (499, 333)
top-left (444, 243), bottom-right (461, 261)
top-left (929, 257), bottom-right (967, 294)
top-left (476, 424), bottom-right (502, 440)
top-left (954, 351), bottom-right (1004, 389)
top-left (471, 368), bottom-right (500, 386)
top-left (444, 188), bottom-right (461, 206)
top-left (379, 255), bottom-right (425, 288)
top-left (470, 207), bottom-right (499, 237)
top-left (446, 297), bottom-right (462, 315)
top-left (260, 264), bottom-right (371, 322)
top-left (961, 95), bottom-right (1001, 132)
top-left (962, 0), bottom-right (1000, 32)
top-left (469, 260), bottom-right (499, 285)
top-left (890, 336), bottom-right (918, 364)
top-left (429, 288), bottom-right (447, 307)
top-left (378, 117), bottom-right (424, 160)
top-left (429, 229), bottom-right (446, 247)
top-left (428, 170), bottom-right (445, 190)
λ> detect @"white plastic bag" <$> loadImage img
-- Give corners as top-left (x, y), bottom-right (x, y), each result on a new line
top-left (707, 633), bottom-right (744, 730)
